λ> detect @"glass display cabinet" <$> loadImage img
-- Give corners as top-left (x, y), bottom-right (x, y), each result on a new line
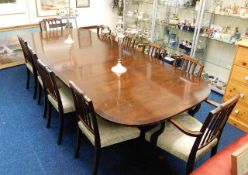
top-left (194, 0), bottom-right (248, 94)
top-left (154, 0), bottom-right (202, 63)
top-left (123, 0), bottom-right (156, 42)
top-left (123, 0), bottom-right (248, 94)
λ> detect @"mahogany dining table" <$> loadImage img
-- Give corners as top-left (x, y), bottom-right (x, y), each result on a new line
top-left (22, 29), bottom-right (211, 126)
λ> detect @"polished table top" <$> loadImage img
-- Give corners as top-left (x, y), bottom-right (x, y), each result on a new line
top-left (22, 29), bottom-right (211, 126)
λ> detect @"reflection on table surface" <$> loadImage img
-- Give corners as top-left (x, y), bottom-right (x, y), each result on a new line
top-left (22, 29), bottom-right (211, 126)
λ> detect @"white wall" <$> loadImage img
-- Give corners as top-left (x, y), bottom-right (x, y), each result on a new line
top-left (0, 0), bottom-right (117, 29)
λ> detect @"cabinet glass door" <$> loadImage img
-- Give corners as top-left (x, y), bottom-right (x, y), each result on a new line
top-left (124, 0), bottom-right (155, 42)
top-left (154, 0), bottom-right (201, 61)
top-left (195, 0), bottom-right (248, 94)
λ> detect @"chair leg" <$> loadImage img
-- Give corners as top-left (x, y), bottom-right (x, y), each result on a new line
top-left (188, 103), bottom-right (201, 116)
top-left (75, 125), bottom-right (82, 158)
top-left (57, 112), bottom-right (64, 145)
top-left (186, 159), bottom-right (195, 175)
top-left (211, 144), bottom-right (218, 157)
top-left (92, 146), bottom-right (101, 175)
top-left (46, 102), bottom-right (52, 128)
top-left (33, 74), bottom-right (38, 99)
top-left (26, 68), bottom-right (30, 89)
top-left (43, 90), bottom-right (47, 118)
top-left (38, 84), bottom-right (42, 105)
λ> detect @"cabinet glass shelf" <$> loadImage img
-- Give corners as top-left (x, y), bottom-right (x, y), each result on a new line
top-left (157, 39), bottom-right (232, 71)
top-left (156, 22), bottom-right (242, 46)
top-left (124, 0), bottom-right (155, 41)
top-left (156, 22), bottom-right (196, 35)
top-left (156, 39), bottom-right (189, 55)
top-left (131, 0), bottom-right (154, 5)
top-left (125, 16), bottom-right (152, 22)
top-left (200, 35), bottom-right (240, 46)
top-left (196, 55), bottom-right (232, 71)
top-left (157, 3), bottom-right (248, 20)
top-left (209, 12), bottom-right (248, 20)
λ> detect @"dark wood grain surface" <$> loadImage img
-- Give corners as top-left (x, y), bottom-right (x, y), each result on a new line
top-left (22, 29), bottom-right (211, 126)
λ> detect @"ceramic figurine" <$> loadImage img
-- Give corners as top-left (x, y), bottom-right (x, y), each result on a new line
top-left (245, 28), bottom-right (248, 36)
top-left (169, 14), bottom-right (179, 25)
top-left (232, 4), bottom-right (239, 15)
top-left (213, 0), bottom-right (223, 12)
top-left (168, 33), bottom-right (178, 48)
top-left (230, 27), bottom-right (241, 44)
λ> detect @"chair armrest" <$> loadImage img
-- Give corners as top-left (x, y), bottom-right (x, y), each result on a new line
top-left (205, 98), bottom-right (220, 107)
top-left (169, 118), bottom-right (202, 137)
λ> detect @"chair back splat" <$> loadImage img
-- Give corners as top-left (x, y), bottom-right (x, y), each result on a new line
top-left (98, 25), bottom-right (111, 35)
top-left (198, 94), bottom-right (239, 149)
top-left (187, 94), bottom-right (240, 174)
top-left (69, 81), bottom-right (100, 143)
top-left (173, 55), bottom-right (204, 78)
top-left (122, 36), bottom-right (136, 48)
top-left (39, 18), bottom-right (63, 32)
top-left (29, 49), bottom-right (39, 75)
top-left (17, 36), bottom-right (33, 65)
top-left (146, 43), bottom-right (165, 61)
top-left (37, 59), bottom-right (62, 110)
top-left (98, 25), bottom-right (111, 41)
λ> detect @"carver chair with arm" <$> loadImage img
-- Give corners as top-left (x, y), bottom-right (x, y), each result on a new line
top-left (145, 94), bottom-right (240, 175)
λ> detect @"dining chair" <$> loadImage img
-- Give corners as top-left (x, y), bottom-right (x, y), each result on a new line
top-left (98, 25), bottom-right (111, 35)
top-left (69, 81), bottom-right (140, 175)
top-left (37, 59), bottom-right (75, 145)
top-left (18, 36), bottom-right (38, 99)
top-left (173, 54), bottom-right (204, 79)
top-left (173, 54), bottom-right (205, 116)
top-left (81, 25), bottom-right (114, 42)
top-left (39, 18), bottom-right (63, 32)
top-left (173, 54), bottom-right (204, 110)
top-left (28, 47), bottom-right (64, 117)
top-left (98, 25), bottom-right (112, 41)
top-left (80, 25), bottom-right (115, 42)
top-left (122, 36), bottom-right (136, 49)
top-left (27, 48), bottom-right (47, 117)
top-left (146, 43), bottom-right (166, 61)
top-left (145, 94), bottom-right (240, 175)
